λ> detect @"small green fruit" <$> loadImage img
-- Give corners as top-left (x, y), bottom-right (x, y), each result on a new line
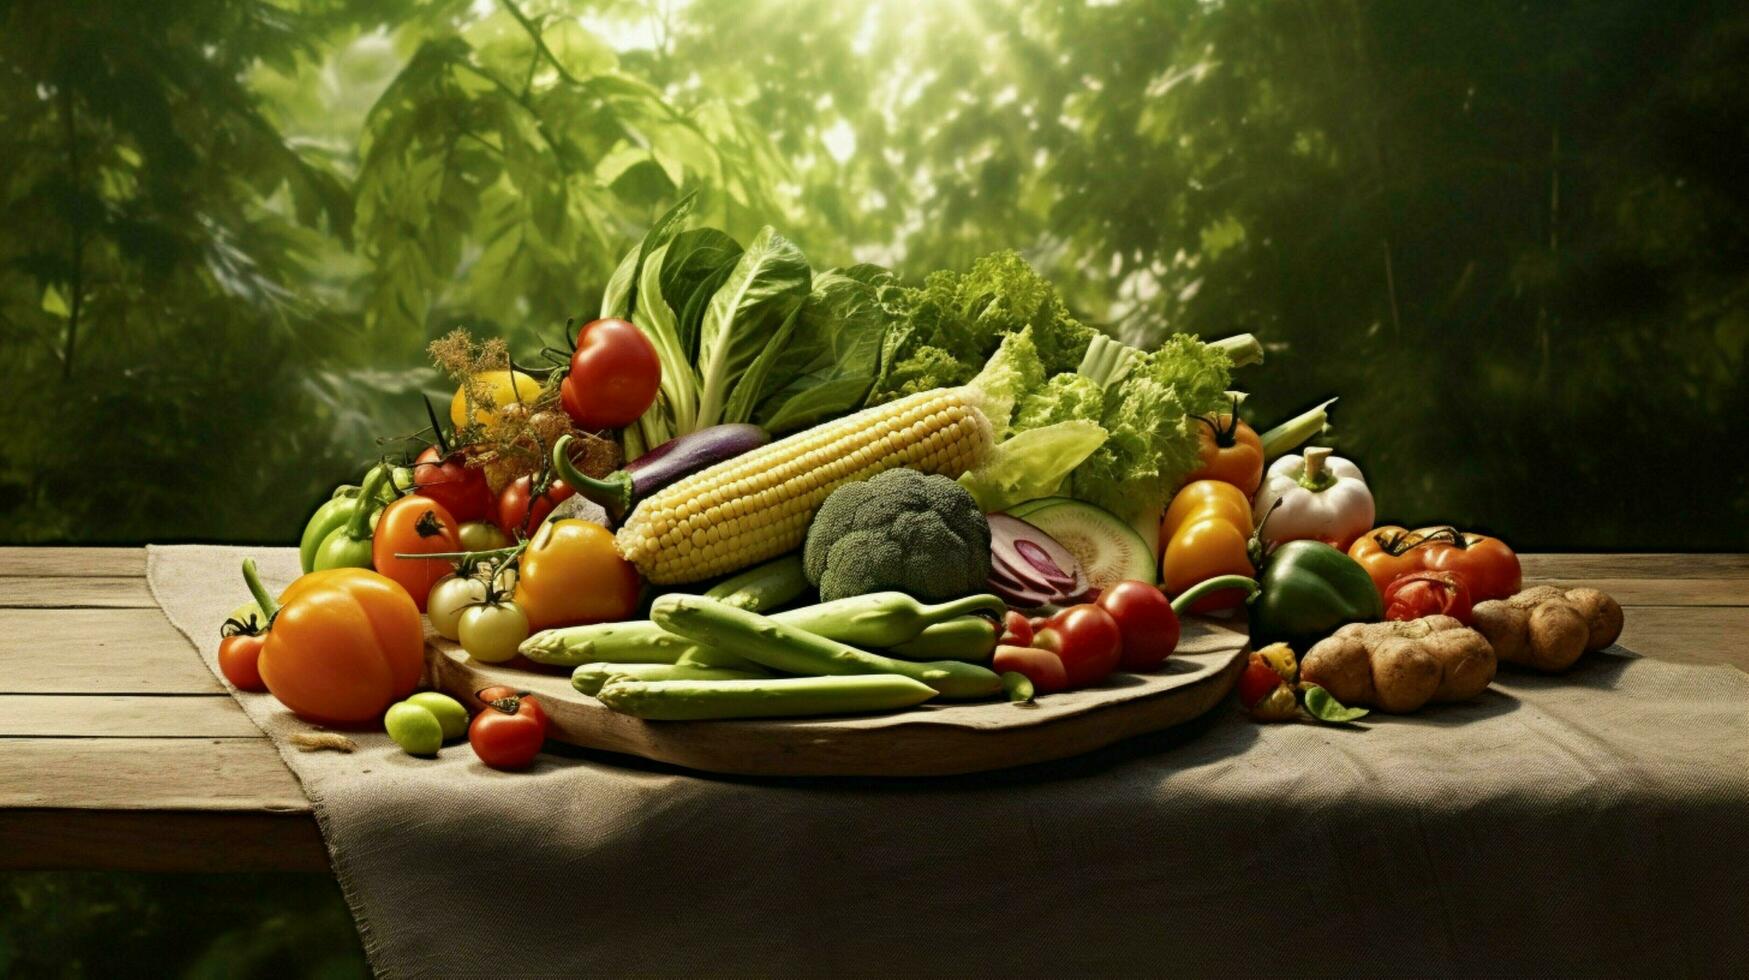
top-left (407, 692), bottom-right (469, 740)
top-left (384, 702), bottom-right (443, 757)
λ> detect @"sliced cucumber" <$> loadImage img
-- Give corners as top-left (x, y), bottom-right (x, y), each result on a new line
top-left (1019, 498), bottom-right (1156, 589)
top-left (1006, 496), bottom-right (1069, 520)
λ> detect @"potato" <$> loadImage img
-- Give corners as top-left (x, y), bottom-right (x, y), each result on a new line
top-left (1472, 586), bottom-right (1623, 673)
top-left (1302, 616), bottom-right (1496, 713)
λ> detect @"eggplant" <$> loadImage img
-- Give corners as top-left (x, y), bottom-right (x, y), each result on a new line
top-left (553, 425), bottom-right (769, 523)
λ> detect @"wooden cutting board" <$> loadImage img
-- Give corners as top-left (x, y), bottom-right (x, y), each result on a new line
top-left (429, 616), bottom-right (1249, 777)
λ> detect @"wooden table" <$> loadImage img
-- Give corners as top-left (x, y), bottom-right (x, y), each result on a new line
top-left (3, 548), bottom-right (1744, 873)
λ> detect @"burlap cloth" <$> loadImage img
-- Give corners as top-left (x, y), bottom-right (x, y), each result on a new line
top-left (148, 545), bottom-right (1749, 978)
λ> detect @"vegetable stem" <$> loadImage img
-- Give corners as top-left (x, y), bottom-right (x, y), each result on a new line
top-left (1260, 398), bottom-right (1336, 459)
top-left (1298, 446), bottom-right (1335, 491)
top-left (1210, 333), bottom-right (1264, 368)
top-left (241, 558), bottom-right (281, 622)
top-left (553, 435), bottom-right (632, 520)
top-left (345, 468), bottom-right (389, 539)
top-left (1170, 574), bottom-right (1260, 616)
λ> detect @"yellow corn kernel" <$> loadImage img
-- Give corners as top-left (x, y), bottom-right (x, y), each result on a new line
top-left (616, 388), bottom-right (994, 583)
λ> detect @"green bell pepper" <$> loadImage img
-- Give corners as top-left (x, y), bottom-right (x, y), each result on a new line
top-left (311, 468), bottom-right (389, 571)
top-left (1247, 540), bottom-right (1382, 646)
top-left (300, 465), bottom-right (408, 572)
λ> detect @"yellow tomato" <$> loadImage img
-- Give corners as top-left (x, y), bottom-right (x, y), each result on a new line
top-left (513, 519), bottom-right (641, 631)
top-left (450, 370), bottom-right (544, 432)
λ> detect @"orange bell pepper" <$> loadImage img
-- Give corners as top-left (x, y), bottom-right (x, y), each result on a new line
top-left (1184, 398), bottom-right (1264, 496)
top-left (1159, 479), bottom-right (1255, 612)
top-left (513, 519), bottom-right (641, 631)
top-left (242, 559), bottom-right (423, 725)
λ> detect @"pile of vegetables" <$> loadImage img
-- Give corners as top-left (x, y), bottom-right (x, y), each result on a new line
top-left (219, 197), bottom-right (1630, 769)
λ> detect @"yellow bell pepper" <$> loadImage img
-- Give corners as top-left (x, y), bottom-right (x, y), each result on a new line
top-left (1159, 479), bottom-right (1255, 613)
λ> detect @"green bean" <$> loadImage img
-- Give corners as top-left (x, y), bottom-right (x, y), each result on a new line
top-left (887, 615), bottom-right (1000, 662)
top-left (571, 662), bottom-right (769, 697)
top-left (651, 595), bottom-right (1003, 700)
top-left (596, 674), bottom-right (937, 721)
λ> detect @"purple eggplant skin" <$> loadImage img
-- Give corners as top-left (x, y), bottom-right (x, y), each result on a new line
top-left (552, 425), bottom-right (769, 524)
top-left (625, 423), bottom-right (768, 493)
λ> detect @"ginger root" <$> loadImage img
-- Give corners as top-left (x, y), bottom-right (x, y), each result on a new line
top-left (1301, 616), bottom-right (1496, 713)
top-left (1471, 586), bottom-right (1623, 672)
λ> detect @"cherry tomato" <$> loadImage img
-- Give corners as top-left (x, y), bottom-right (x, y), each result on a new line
top-left (371, 495), bottom-right (461, 612)
top-left (495, 475), bottom-right (575, 539)
top-left (412, 446), bottom-right (493, 523)
top-left (469, 686), bottom-right (549, 770)
top-left (1418, 529), bottom-right (1521, 602)
top-left (1383, 570), bottom-right (1474, 625)
top-left (1033, 604), bottom-right (1123, 689)
top-left (992, 644), bottom-right (1070, 694)
top-left (458, 601), bottom-right (530, 664)
top-left (217, 616), bottom-right (268, 692)
top-left (1097, 580), bottom-right (1181, 671)
top-left (1000, 610), bottom-right (1034, 647)
top-left (560, 318), bottom-right (660, 430)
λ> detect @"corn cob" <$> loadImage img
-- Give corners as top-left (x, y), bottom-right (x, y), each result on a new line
top-left (616, 387), bottom-right (995, 583)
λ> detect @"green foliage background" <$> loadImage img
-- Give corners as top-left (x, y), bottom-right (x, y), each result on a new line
top-left (0, 0), bottom-right (1744, 968)
top-left (3, 0), bottom-right (1745, 549)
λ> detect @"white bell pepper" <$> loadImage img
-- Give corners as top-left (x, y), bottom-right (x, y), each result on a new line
top-left (1251, 446), bottom-right (1375, 549)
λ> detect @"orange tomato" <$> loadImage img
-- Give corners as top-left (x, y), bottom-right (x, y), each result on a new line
top-left (1348, 525), bottom-right (1522, 602)
top-left (512, 519), bottom-right (641, 631)
top-left (1348, 526), bottom-right (1431, 599)
top-left (1159, 480), bottom-right (1255, 612)
top-left (1185, 410), bottom-right (1264, 496)
top-left (257, 568), bottom-right (423, 725)
top-left (371, 494), bottom-right (461, 611)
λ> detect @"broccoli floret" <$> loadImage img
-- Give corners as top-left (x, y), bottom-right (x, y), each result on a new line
top-left (803, 468), bottom-right (992, 602)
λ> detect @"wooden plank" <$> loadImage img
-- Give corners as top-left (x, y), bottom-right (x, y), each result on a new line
top-left (0, 809), bottom-right (328, 872)
top-left (0, 609), bottom-right (224, 694)
top-left (0, 576), bottom-right (156, 608)
top-left (1525, 577), bottom-right (1749, 607)
top-left (1612, 607), bottom-right (1749, 672)
top-left (0, 737), bottom-right (309, 812)
top-left (0, 547), bottom-right (146, 578)
top-left (0, 695), bottom-right (261, 738)
top-left (1520, 553), bottom-right (1749, 580)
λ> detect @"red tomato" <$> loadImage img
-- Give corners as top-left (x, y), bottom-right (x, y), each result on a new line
top-left (1000, 610), bottom-right (1034, 647)
top-left (496, 476), bottom-right (575, 539)
top-left (217, 621), bottom-right (267, 692)
top-left (1418, 530), bottom-right (1521, 602)
top-left (560, 318), bottom-right (661, 430)
top-left (1237, 659), bottom-right (1284, 710)
top-left (993, 645), bottom-right (1070, 694)
top-left (469, 686), bottom-right (549, 770)
top-left (1033, 604), bottom-right (1123, 689)
top-left (1097, 580), bottom-right (1182, 671)
top-left (370, 495), bottom-right (462, 612)
top-left (1383, 570), bottom-right (1474, 625)
top-left (412, 446), bottom-right (493, 523)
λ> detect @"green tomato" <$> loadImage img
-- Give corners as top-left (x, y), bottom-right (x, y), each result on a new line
top-left (458, 521), bottom-right (511, 552)
top-left (384, 702), bottom-right (443, 757)
top-left (459, 601), bottom-right (530, 664)
top-left (427, 574), bottom-right (488, 641)
top-left (407, 692), bottom-right (470, 740)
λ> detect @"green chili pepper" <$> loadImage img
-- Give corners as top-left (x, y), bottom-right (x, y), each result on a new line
top-left (1247, 540), bottom-right (1382, 647)
top-left (311, 468), bottom-right (389, 571)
